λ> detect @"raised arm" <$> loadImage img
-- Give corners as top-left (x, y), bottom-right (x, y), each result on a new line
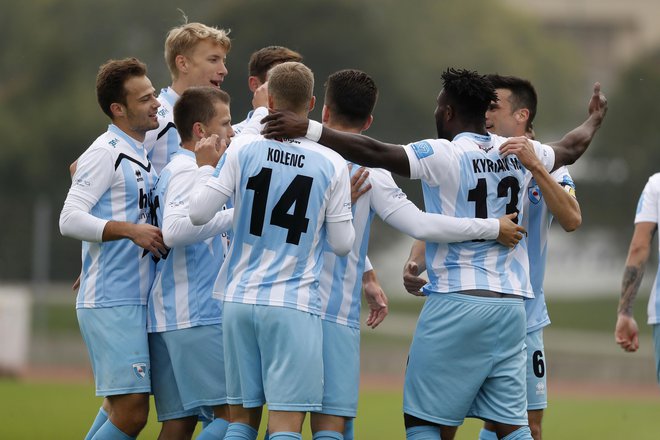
top-left (551, 82), bottom-right (608, 168)
top-left (261, 111), bottom-right (411, 177)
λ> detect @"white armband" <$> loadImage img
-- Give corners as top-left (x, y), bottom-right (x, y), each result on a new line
top-left (305, 120), bottom-right (323, 142)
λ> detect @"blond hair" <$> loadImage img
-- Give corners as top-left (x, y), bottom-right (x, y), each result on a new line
top-left (164, 22), bottom-right (231, 80)
top-left (268, 62), bottom-right (314, 113)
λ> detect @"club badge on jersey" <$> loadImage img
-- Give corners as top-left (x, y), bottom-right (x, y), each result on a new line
top-left (528, 182), bottom-right (542, 205)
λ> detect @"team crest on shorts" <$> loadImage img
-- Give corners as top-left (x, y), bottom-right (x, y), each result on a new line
top-left (132, 362), bottom-right (148, 379)
top-left (528, 184), bottom-right (542, 205)
top-left (535, 381), bottom-right (546, 395)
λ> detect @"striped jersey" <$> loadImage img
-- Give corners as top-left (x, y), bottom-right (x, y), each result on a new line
top-left (69, 124), bottom-right (158, 308)
top-left (523, 166), bottom-right (575, 332)
top-left (634, 173), bottom-right (660, 324)
top-left (147, 148), bottom-right (230, 332)
top-left (144, 87), bottom-right (180, 174)
top-left (207, 134), bottom-right (353, 314)
top-left (319, 166), bottom-right (412, 328)
top-left (403, 132), bottom-right (554, 298)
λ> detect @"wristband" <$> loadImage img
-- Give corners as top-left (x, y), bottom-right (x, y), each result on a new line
top-left (305, 120), bottom-right (323, 142)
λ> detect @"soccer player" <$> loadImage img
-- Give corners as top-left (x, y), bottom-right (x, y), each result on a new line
top-left (615, 174), bottom-right (660, 382)
top-left (144, 22), bottom-right (232, 174)
top-left (232, 45), bottom-right (303, 135)
top-left (404, 75), bottom-right (607, 440)
top-left (261, 68), bottom-right (594, 440)
top-left (59, 57), bottom-right (165, 440)
top-left (188, 62), bottom-right (355, 440)
top-left (310, 69), bottom-right (526, 440)
top-left (147, 87), bottom-right (237, 440)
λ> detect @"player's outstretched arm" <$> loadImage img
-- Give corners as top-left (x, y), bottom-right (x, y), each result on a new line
top-left (615, 222), bottom-right (656, 352)
top-left (362, 269), bottom-right (388, 329)
top-left (500, 137), bottom-right (581, 231)
top-left (551, 82), bottom-right (608, 168)
top-left (403, 240), bottom-right (427, 297)
top-left (261, 111), bottom-right (411, 177)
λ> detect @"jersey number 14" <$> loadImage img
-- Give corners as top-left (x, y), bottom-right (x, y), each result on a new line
top-left (246, 167), bottom-right (313, 245)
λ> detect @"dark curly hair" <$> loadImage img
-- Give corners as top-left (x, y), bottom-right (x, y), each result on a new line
top-left (441, 68), bottom-right (496, 123)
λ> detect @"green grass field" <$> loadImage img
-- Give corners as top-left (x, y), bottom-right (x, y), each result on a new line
top-left (1, 380), bottom-right (658, 439)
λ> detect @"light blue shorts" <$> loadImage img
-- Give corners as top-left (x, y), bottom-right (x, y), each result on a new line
top-left (403, 293), bottom-right (528, 427)
top-left (149, 324), bottom-right (227, 421)
top-left (525, 329), bottom-right (547, 410)
top-left (77, 305), bottom-right (150, 396)
top-left (652, 324), bottom-right (660, 383)
top-left (223, 302), bottom-right (323, 411)
top-left (318, 320), bottom-right (360, 417)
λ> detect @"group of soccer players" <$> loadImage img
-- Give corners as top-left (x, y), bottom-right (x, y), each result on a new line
top-left (59, 19), bottom-right (613, 440)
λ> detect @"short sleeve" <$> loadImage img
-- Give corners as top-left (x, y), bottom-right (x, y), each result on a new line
top-left (325, 163), bottom-right (353, 223)
top-left (403, 139), bottom-right (454, 185)
top-left (635, 174), bottom-right (660, 224)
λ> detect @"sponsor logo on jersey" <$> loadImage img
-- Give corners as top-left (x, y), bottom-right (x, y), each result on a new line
top-left (411, 141), bottom-right (434, 159)
top-left (535, 381), bottom-right (545, 395)
top-left (157, 107), bottom-right (169, 118)
top-left (135, 169), bottom-right (143, 183)
top-left (108, 138), bottom-right (120, 148)
top-left (132, 362), bottom-right (147, 379)
top-left (528, 184), bottom-right (542, 204)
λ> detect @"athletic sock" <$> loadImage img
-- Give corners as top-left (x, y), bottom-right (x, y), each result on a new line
top-left (313, 430), bottom-right (344, 440)
top-left (90, 419), bottom-right (135, 440)
top-left (405, 425), bottom-right (441, 439)
top-left (501, 426), bottom-right (533, 440)
top-left (269, 433), bottom-right (302, 440)
top-left (84, 407), bottom-right (108, 440)
top-left (343, 418), bottom-right (354, 440)
top-left (223, 423), bottom-right (258, 440)
top-left (196, 417), bottom-right (230, 439)
top-left (478, 428), bottom-right (498, 440)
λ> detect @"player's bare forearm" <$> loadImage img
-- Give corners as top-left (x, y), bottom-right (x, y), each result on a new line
top-left (550, 82), bottom-right (607, 168)
top-left (528, 163), bottom-right (581, 232)
top-left (618, 265), bottom-right (644, 316)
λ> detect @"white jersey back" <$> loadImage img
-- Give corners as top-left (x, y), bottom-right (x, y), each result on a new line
top-left (634, 173), bottom-right (660, 324)
top-left (403, 132), bottom-right (554, 298)
top-left (207, 135), bottom-right (353, 314)
top-left (144, 87), bottom-right (180, 174)
top-left (320, 166), bottom-right (412, 328)
top-left (147, 149), bottom-right (226, 332)
top-left (523, 166), bottom-right (575, 332)
top-left (71, 124), bottom-right (158, 307)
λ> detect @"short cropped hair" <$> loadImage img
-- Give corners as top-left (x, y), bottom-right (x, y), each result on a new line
top-left (174, 86), bottom-right (231, 144)
top-left (487, 74), bottom-right (538, 131)
top-left (248, 46), bottom-right (303, 84)
top-left (164, 22), bottom-right (231, 80)
top-left (324, 69), bottom-right (378, 128)
top-left (268, 62), bottom-right (314, 114)
top-left (441, 68), bottom-right (497, 124)
top-left (96, 57), bottom-right (148, 119)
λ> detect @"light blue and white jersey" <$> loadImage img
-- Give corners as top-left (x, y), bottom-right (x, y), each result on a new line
top-left (69, 124), bottom-right (158, 308)
top-left (231, 110), bottom-right (254, 136)
top-left (147, 148), bottom-right (229, 332)
top-left (523, 166), bottom-right (575, 332)
top-left (144, 87), bottom-right (180, 174)
top-left (319, 166), bottom-right (412, 328)
top-left (634, 173), bottom-right (660, 324)
top-left (208, 134), bottom-right (353, 314)
top-left (403, 133), bottom-right (554, 298)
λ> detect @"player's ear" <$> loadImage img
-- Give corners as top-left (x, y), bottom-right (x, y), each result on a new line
top-left (175, 54), bottom-right (188, 75)
top-left (322, 105), bottom-right (331, 123)
top-left (308, 95), bottom-right (316, 112)
top-left (362, 115), bottom-right (374, 132)
top-left (516, 109), bottom-right (529, 123)
top-left (109, 102), bottom-right (125, 119)
top-left (192, 122), bottom-right (205, 139)
top-left (248, 76), bottom-right (261, 93)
